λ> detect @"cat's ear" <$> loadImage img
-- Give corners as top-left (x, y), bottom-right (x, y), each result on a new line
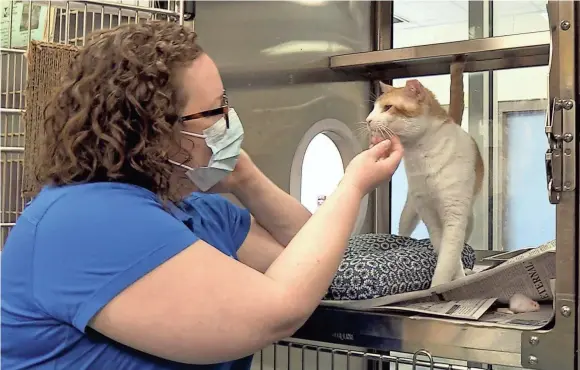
top-left (404, 79), bottom-right (424, 98)
top-left (379, 81), bottom-right (393, 93)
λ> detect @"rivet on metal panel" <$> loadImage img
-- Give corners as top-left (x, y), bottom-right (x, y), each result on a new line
top-left (528, 355), bottom-right (539, 365)
top-left (563, 133), bottom-right (574, 142)
top-left (560, 305), bottom-right (572, 317)
top-left (529, 336), bottom-right (540, 346)
top-left (560, 20), bottom-right (571, 30)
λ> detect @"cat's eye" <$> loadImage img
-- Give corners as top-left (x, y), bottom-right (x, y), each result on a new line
top-left (382, 105), bottom-right (392, 112)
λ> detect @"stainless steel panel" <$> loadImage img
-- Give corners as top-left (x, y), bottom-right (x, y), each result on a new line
top-left (577, 7), bottom-right (580, 370)
top-left (292, 307), bottom-right (524, 368)
top-left (329, 31), bottom-right (550, 80)
top-left (195, 1), bottom-right (373, 234)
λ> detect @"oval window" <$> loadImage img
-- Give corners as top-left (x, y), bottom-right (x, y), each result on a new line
top-left (300, 133), bottom-right (345, 213)
top-left (290, 118), bottom-right (368, 235)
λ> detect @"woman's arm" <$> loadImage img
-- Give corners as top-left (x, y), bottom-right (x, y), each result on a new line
top-left (90, 181), bottom-right (364, 365)
top-left (231, 153), bottom-right (312, 247)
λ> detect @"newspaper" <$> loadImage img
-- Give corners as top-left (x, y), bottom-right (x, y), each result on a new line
top-left (321, 240), bottom-right (556, 321)
top-left (409, 303), bottom-right (554, 330)
top-left (372, 298), bottom-right (497, 320)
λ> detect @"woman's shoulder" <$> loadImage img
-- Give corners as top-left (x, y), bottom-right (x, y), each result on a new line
top-left (21, 183), bottom-right (163, 229)
top-left (39, 182), bottom-right (158, 201)
top-left (35, 182), bottom-right (157, 208)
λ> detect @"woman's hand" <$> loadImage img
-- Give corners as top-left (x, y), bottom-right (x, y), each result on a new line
top-left (207, 150), bottom-right (257, 194)
top-left (342, 136), bottom-right (403, 196)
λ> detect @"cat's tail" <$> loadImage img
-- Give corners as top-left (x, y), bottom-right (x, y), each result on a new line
top-left (449, 55), bottom-right (467, 126)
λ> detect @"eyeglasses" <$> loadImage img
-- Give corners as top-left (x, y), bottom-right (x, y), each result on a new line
top-left (180, 89), bottom-right (230, 129)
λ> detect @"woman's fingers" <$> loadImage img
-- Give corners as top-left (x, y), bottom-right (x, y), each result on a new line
top-left (370, 136), bottom-right (382, 146)
top-left (378, 142), bottom-right (403, 170)
top-left (368, 139), bottom-right (392, 159)
top-left (373, 136), bottom-right (403, 171)
top-left (387, 135), bottom-right (404, 155)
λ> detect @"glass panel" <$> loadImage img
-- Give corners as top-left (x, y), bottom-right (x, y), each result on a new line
top-left (494, 66), bottom-right (552, 251)
top-left (393, 0), bottom-right (471, 48)
top-left (390, 66), bottom-right (551, 251)
top-left (394, 0), bottom-right (549, 49)
top-left (492, 0), bottom-right (549, 37)
top-left (504, 111), bottom-right (555, 250)
top-left (300, 133), bottom-right (344, 213)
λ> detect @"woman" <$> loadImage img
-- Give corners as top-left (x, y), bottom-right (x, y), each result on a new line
top-left (1, 21), bottom-right (403, 369)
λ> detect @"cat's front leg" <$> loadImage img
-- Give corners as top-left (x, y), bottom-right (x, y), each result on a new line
top-left (464, 212), bottom-right (475, 242)
top-left (399, 196), bottom-right (420, 237)
top-left (430, 205), bottom-right (470, 287)
top-left (454, 259), bottom-right (466, 280)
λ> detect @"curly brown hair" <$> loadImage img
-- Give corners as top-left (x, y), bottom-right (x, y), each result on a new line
top-left (36, 20), bottom-right (203, 201)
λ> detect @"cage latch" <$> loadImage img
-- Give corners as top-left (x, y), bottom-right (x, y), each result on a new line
top-left (545, 97), bottom-right (576, 204)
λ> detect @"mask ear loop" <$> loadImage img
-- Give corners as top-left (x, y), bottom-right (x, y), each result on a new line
top-left (169, 129), bottom-right (197, 171)
top-left (168, 159), bottom-right (194, 171)
top-left (181, 130), bottom-right (207, 139)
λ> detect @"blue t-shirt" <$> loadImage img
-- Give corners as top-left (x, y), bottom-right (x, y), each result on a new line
top-left (1, 183), bottom-right (253, 370)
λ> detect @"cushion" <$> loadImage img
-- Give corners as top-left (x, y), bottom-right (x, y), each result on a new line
top-left (324, 233), bottom-right (476, 301)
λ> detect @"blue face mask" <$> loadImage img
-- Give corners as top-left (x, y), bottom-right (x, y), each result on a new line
top-left (169, 108), bottom-right (244, 192)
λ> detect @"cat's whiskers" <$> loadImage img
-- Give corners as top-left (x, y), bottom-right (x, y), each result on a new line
top-left (353, 121), bottom-right (371, 138)
top-left (352, 120), bottom-right (397, 141)
top-left (374, 124), bottom-right (394, 139)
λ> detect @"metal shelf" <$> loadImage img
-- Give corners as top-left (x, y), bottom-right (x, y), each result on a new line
top-left (292, 307), bottom-right (529, 368)
top-left (329, 31), bottom-right (550, 80)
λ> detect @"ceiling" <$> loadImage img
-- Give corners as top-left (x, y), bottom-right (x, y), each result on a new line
top-left (394, 0), bottom-right (548, 27)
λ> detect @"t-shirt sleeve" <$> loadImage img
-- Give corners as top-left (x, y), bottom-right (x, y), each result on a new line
top-left (182, 194), bottom-right (251, 255)
top-left (220, 196), bottom-right (252, 249)
top-left (32, 187), bottom-right (199, 333)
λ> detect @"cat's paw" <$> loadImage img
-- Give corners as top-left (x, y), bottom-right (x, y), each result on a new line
top-left (430, 275), bottom-right (451, 288)
top-left (453, 266), bottom-right (467, 280)
top-left (463, 268), bottom-right (475, 276)
top-left (509, 293), bottom-right (540, 313)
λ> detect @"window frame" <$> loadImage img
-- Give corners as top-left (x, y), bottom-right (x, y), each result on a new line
top-left (289, 118), bottom-right (369, 235)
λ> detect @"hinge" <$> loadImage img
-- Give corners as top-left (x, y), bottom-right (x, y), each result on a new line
top-left (545, 98), bottom-right (576, 204)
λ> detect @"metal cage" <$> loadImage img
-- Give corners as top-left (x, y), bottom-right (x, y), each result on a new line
top-left (0, 0), bottom-right (184, 243)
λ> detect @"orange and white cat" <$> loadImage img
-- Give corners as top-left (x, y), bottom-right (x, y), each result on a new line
top-left (366, 59), bottom-right (484, 287)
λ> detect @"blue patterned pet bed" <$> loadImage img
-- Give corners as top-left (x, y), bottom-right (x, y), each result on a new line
top-left (324, 233), bottom-right (476, 301)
